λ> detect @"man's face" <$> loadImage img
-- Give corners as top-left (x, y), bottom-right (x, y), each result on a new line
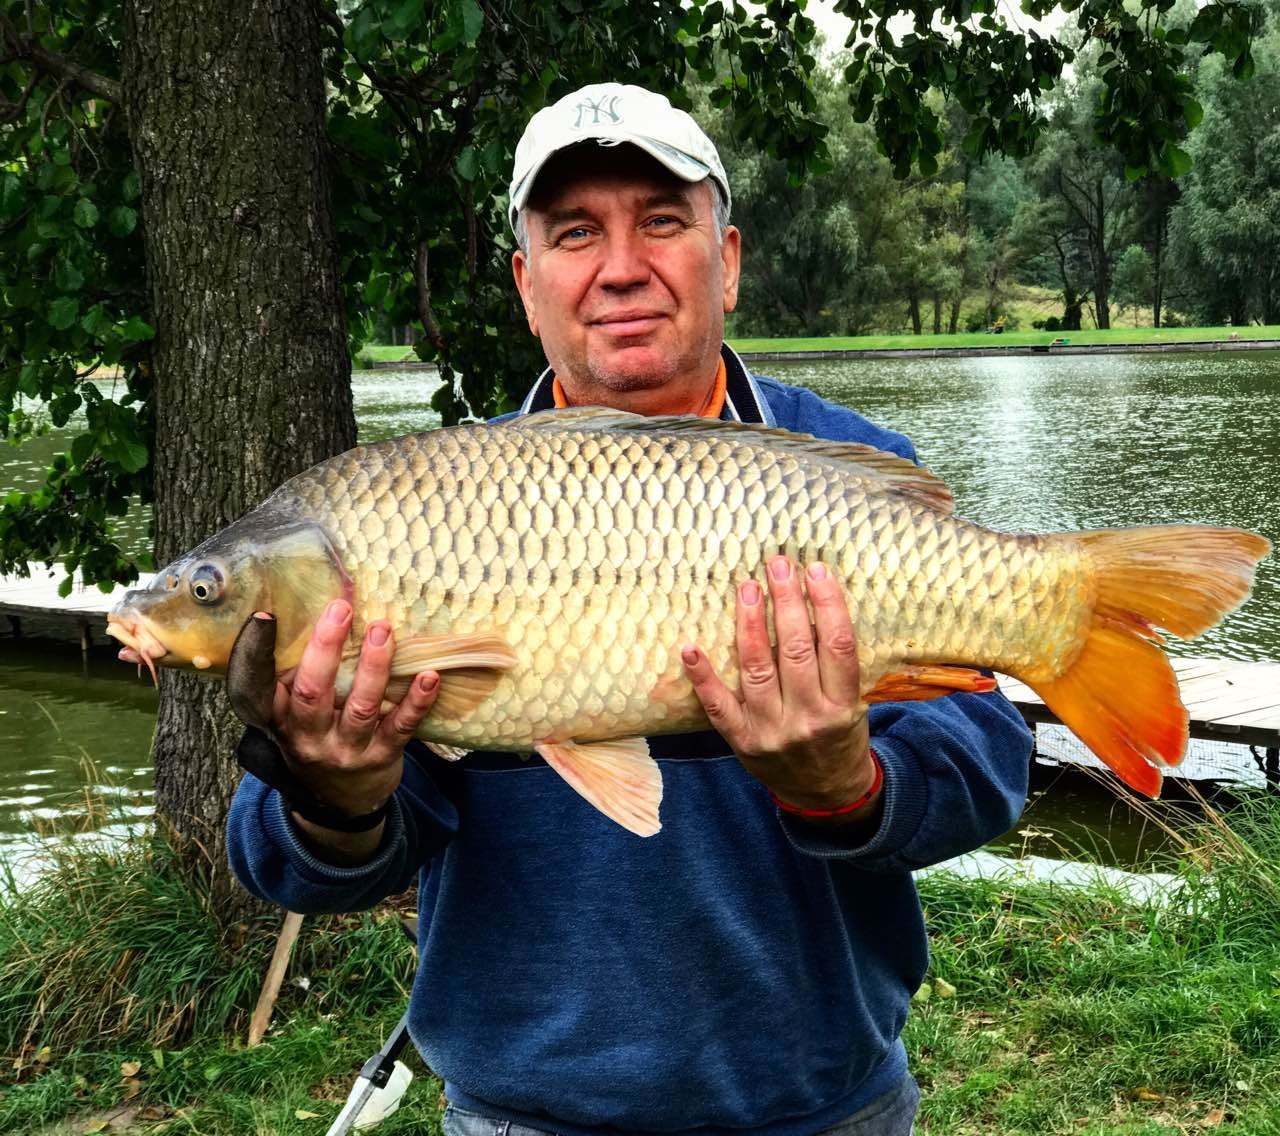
top-left (512, 146), bottom-right (740, 409)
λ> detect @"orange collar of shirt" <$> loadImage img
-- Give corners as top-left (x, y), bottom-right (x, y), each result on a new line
top-left (551, 357), bottom-right (727, 419)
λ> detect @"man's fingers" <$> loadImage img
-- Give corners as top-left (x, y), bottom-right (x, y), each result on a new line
top-left (287, 599), bottom-right (350, 735)
top-left (764, 556), bottom-right (824, 713)
top-left (377, 671), bottom-right (440, 746)
top-left (734, 578), bottom-right (782, 721)
top-left (336, 620), bottom-right (395, 747)
top-left (680, 643), bottom-right (746, 742)
top-left (805, 562), bottom-right (862, 706)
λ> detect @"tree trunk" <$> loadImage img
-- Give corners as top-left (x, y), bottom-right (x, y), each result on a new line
top-left (1062, 291), bottom-right (1083, 332)
top-left (947, 297), bottom-right (961, 335)
top-left (907, 294), bottom-right (922, 335)
top-left (124, 0), bottom-right (355, 920)
top-left (931, 294), bottom-right (942, 335)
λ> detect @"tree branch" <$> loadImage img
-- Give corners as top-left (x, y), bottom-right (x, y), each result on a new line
top-left (1, 16), bottom-right (122, 103)
top-left (415, 239), bottom-right (446, 353)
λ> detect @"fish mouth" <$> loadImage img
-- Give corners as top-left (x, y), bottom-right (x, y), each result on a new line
top-left (106, 612), bottom-right (170, 687)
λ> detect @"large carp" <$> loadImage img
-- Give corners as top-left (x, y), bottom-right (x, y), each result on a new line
top-left (107, 409), bottom-right (1269, 835)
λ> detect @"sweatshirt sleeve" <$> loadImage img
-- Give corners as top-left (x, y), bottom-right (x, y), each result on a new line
top-left (226, 743), bottom-right (459, 914)
top-left (778, 684), bottom-right (1032, 872)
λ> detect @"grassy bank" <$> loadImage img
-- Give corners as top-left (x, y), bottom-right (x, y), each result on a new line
top-left (729, 325), bottom-right (1280, 354)
top-left (354, 326), bottom-right (1280, 370)
top-left (3, 795), bottom-right (1279, 1135)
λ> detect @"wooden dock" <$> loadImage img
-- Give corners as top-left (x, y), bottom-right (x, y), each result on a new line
top-left (0, 563), bottom-right (1277, 785)
top-left (0, 563), bottom-right (153, 656)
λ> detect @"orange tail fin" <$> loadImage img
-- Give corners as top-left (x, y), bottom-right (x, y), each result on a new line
top-left (1025, 525), bottom-right (1270, 798)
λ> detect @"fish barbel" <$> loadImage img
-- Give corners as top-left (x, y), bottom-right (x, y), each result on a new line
top-left (107, 409), bottom-right (1270, 835)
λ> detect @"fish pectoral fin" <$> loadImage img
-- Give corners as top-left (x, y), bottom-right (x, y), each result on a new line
top-left (387, 632), bottom-right (518, 719)
top-left (865, 665), bottom-right (998, 703)
top-left (388, 632), bottom-right (518, 676)
top-left (535, 737), bottom-right (663, 838)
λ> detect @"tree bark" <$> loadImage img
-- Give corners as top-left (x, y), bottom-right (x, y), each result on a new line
top-left (907, 294), bottom-right (922, 335)
top-left (124, 0), bottom-right (355, 919)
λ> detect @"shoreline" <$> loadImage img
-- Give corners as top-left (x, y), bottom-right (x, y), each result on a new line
top-left (356, 336), bottom-right (1280, 370)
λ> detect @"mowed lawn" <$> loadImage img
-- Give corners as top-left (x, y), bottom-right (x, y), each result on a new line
top-left (356, 327), bottom-right (1280, 368)
top-left (728, 325), bottom-right (1280, 353)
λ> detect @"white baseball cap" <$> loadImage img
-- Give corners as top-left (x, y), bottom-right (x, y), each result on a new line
top-left (508, 82), bottom-right (730, 233)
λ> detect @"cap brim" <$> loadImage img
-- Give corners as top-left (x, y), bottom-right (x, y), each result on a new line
top-left (508, 133), bottom-right (718, 231)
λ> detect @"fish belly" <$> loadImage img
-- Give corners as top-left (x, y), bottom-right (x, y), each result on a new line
top-left (279, 422), bottom-right (1091, 751)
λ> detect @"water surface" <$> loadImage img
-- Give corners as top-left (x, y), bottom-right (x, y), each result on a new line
top-left (2, 352), bottom-right (1276, 875)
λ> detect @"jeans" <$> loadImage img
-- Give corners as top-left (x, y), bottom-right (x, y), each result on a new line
top-left (440, 1075), bottom-right (920, 1136)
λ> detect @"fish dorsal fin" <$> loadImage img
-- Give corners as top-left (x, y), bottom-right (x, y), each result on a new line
top-left (510, 408), bottom-right (953, 514)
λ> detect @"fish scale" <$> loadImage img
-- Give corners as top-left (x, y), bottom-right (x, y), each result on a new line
top-left (270, 419), bottom-right (1073, 752)
top-left (107, 408), bottom-right (1269, 832)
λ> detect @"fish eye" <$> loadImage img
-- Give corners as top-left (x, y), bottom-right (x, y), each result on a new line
top-left (188, 563), bottom-right (225, 606)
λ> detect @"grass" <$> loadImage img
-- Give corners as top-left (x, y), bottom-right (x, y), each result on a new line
top-left (350, 327), bottom-right (1280, 369)
top-left (728, 325), bottom-right (1280, 354)
top-left (2, 792), bottom-right (1278, 1134)
top-left (354, 344), bottom-right (420, 367)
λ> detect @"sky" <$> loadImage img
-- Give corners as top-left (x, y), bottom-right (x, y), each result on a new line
top-left (805, 0), bottom-right (1067, 57)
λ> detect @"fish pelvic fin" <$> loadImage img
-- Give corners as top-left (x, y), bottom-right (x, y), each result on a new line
top-left (1026, 524), bottom-right (1270, 798)
top-left (387, 632), bottom-right (518, 719)
top-left (866, 665), bottom-right (998, 703)
top-left (535, 737), bottom-right (662, 838)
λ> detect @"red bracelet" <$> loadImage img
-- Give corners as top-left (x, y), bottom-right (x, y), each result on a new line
top-left (770, 749), bottom-right (884, 818)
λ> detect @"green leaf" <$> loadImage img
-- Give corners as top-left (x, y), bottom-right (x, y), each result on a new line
top-left (121, 316), bottom-right (155, 341)
top-left (73, 199), bottom-right (99, 229)
top-left (1233, 52), bottom-right (1255, 82)
top-left (71, 433), bottom-right (96, 465)
top-left (122, 171), bottom-right (141, 202)
top-left (387, 0), bottom-right (424, 37)
top-left (107, 206), bottom-right (138, 237)
top-left (81, 304), bottom-right (112, 336)
top-left (456, 146), bottom-right (479, 182)
top-left (57, 575), bottom-right (74, 599)
top-left (0, 173), bottom-right (23, 219)
top-left (48, 297), bottom-right (79, 330)
top-left (1181, 98), bottom-right (1204, 130)
top-left (115, 440), bottom-right (149, 473)
top-left (53, 257), bottom-right (84, 293)
top-left (1160, 144), bottom-right (1193, 178)
top-left (460, 0), bottom-right (484, 44)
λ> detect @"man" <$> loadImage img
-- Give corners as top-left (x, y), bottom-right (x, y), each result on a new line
top-left (225, 83), bottom-right (1032, 1136)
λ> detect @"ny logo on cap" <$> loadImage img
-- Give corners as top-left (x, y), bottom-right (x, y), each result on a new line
top-left (572, 94), bottom-right (622, 129)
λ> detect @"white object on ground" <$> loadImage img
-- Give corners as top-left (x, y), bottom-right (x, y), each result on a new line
top-left (348, 1060), bottom-right (413, 1129)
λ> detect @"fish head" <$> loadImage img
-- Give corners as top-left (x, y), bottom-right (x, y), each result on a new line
top-left (107, 512), bottom-right (350, 682)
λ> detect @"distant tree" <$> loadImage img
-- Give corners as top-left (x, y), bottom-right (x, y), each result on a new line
top-left (1026, 75), bottom-right (1134, 329)
top-left (1113, 244), bottom-right (1155, 325)
top-left (1168, 25), bottom-right (1280, 324)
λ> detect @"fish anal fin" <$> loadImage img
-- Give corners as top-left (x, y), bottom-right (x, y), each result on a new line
top-left (536, 737), bottom-right (663, 838)
top-left (866, 665), bottom-right (998, 703)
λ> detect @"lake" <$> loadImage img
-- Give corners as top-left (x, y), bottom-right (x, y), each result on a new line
top-left (2, 351), bottom-right (1276, 877)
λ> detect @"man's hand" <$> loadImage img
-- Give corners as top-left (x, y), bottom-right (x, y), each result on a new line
top-left (680, 556), bottom-right (881, 825)
top-left (275, 599), bottom-right (440, 817)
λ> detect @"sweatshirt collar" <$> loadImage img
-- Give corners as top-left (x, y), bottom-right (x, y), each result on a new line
top-left (518, 343), bottom-right (772, 425)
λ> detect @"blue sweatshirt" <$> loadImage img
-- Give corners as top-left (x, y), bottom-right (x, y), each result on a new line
top-left (227, 349), bottom-right (1032, 1136)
